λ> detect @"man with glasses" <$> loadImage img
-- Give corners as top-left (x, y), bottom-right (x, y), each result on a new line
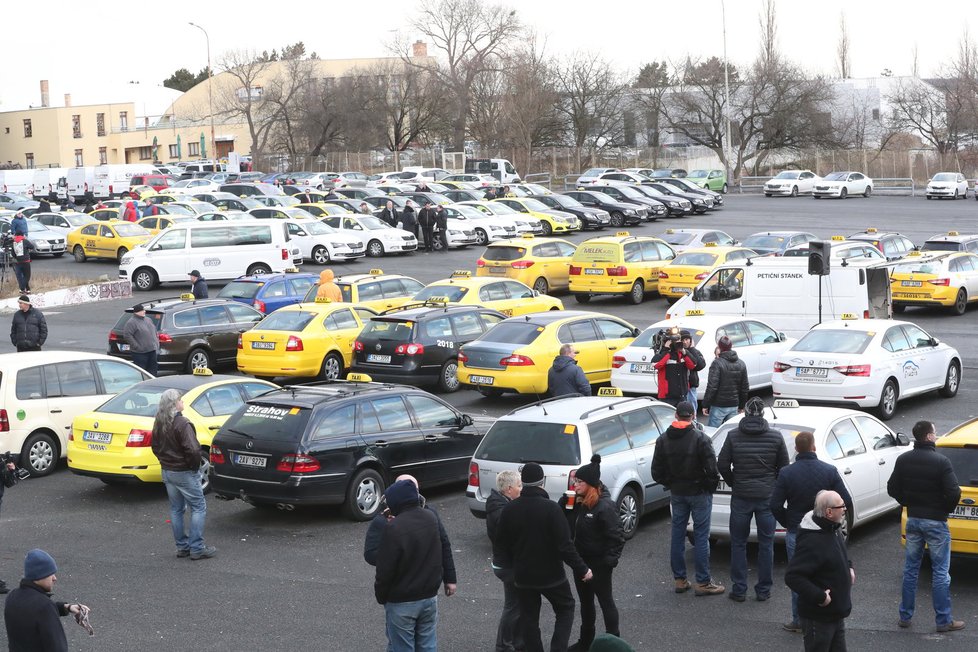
top-left (548, 344), bottom-right (591, 397)
top-left (887, 420), bottom-right (963, 633)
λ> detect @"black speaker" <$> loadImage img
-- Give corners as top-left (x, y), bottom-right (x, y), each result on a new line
top-left (808, 240), bottom-right (831, 275)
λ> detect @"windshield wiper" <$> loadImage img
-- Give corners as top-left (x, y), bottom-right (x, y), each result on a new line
top-left (225, 428), bottom-right (252, 439)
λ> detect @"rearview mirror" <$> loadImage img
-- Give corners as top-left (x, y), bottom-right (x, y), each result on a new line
top-left (459, 414), bottom-right (474, 427)
top-left (896, 433), bottom-right (911, 446)
top-left (778, 332), bottom-right (786, 342)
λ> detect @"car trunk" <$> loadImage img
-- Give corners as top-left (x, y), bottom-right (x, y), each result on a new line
top-left (357, 320), bottom-right (417, 366)
top-left (215, 404), bottom-right (313, 482)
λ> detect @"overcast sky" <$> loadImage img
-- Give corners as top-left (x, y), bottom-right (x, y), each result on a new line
top-left (2, 0), bottom-right (972, 110)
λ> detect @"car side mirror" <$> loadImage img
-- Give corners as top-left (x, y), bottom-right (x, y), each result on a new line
top-left (531, 290), bottom-right (539, 297)
top-left (930, 338), bottom-right (940, 346)
top-left (459, 414), bottom-right (474, 427)
top-left (896, 433), bottom-right (911, 446)
top-left (633, 327), bottom-right (641, 337)
top-left (692, 288), bottom-right (703, 301)
top-left (150, 244), bottom-right (161, 251)
top-left (778, 332), bottom-right (786, 341)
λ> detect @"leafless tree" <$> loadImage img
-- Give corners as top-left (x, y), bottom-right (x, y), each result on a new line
top-left (837, 12), bottom-right (851, 79)
top-left (632, 61), bottom-right (671, 157)
top-left (759, 0), bottom-right (778, 66)
top-left (885, 78), bottom-right (962, 154)
top-left (467, 69), bottom-right (506, 150)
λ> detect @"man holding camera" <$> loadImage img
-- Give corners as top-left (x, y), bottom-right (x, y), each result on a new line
top-left (0, 455), bottom-right (18, 594)
top-left (652, 331), bottom-right (697, 408)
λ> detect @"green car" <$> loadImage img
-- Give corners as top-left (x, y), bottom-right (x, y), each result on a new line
top-left (688, 169), bottom-right (728, 193)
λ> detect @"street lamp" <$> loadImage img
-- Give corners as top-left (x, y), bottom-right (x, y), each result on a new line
top-left (720, 0), bottom-right (734, 186)
top-left (189, 22), bottom-right (216, 163)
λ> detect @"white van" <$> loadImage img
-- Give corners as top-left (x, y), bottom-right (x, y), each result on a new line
top-left (666, 257), bottom-right (891, 338)
top-left (120, 221), bottom-right (303, 291)
top-left (0, 169), bottom-right (37, 195)
top-left (464, 158), bottom-right (521, 184)
top-left (0, 351), bottom-right (151, 477)
top-left (31, 168), bottom-right (69, 199)
top-left (66, 167), bottom-right (96, 201)
top-left (93, 164), bottom-right (155, 200)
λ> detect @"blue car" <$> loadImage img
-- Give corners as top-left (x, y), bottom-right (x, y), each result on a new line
top-left (216, 272), bottom-right (319, 314)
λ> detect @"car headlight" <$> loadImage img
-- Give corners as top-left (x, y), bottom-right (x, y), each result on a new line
top-left (490, 225), bottom-right (504, 231)
top-left (448, 230), bottom-right (461, 235)
top-left (120, 256), bottom-right (132, 265)
top-left (667, 201), bottom-right (679, 207)
top-left (693, 199), bottom-right (705, 205)
top-left (624, 208), bottom-right (636, 215)
top-left (330, 241), bottom-right (348, 247)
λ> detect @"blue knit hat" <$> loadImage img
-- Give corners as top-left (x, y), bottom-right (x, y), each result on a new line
top-left (24, 549), bottom-right (57, 581)
top-left (385, 479), bottom-right (419, 514)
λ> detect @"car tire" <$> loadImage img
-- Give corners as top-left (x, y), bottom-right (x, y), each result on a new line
top-left (199, 449), bottom-right (212, 494)
top-left (319, 352), bottom-right (343, 381)
top-left (116, 247), bottom-right (129, 263)
top-left (628, 280), bottom-right (645, 305)
top-left (133, 267), bottom-right (158, 291)
top-left (764, 193), bottom-right (772, 198)
top-left (616, 487), bottom-right (641, 540)
top-left (247, 263), bottom-right (272, 276)
top-left (532, 277), bottom-right (549, 295)
top-left (877, 379), bottom-right (898, 421)
top-left (186, 347), bottom-right (211, 373)
top-left (610, 212), bottom-right (625, 227)
top-left (813, 195), bottom-right (821, 199)
top-left (438, 359), bottom-right (461, 393)
top-left (926, 195), bottom-right (933, 200)
top-left (892, 303), bottom-right (906, 313)
top-left (20, 430), bottom-right (58, 478)
top-left (953, 189), bottom-right (959, 199)
top-left (722, 183), bottom-right (728, 194)
top-left (840, 188), bottom-right (848, 199)
top-left (477, 387), bottom-right (503, 398)
top-left (939, 361), bottom-right (961, 398)
top-left (952, 288), bottom-right (968, 315)
top-left (540, 221), bottom-right (553, 236)
top-left (863, 186), bottom-right (872, 198)
top-left (367, 239), bottom-right (385, 257)
top-left (791, 186), bottom-right (798, 197)
top-left (475, 228), bottom-right (488, 246)
top-left (574, 293), bottom-right (592, 304)
top-left (312, 245), bottom-right (331, 265)
top-left (343, 468), bottom-right (385, 521)
top-left (72, 245), bottom-right (86, 262)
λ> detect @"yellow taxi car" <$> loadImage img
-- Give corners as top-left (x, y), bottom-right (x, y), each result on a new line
top-left (237, 301), bottom-right (377, 380)
top-left (412, 271), bottom-right (564, 316)
top-left (136, 215), bottom-right (197, 235)
top-left (67, 369), bottom-right (276, 489)
top-left (457, 310), bottom-right (638, 396)
top-left (493, 197), bottom-right (581, 236)
top-left (568, 232), bottom-right (677, 304)
top-left (657, 245), bottom-right (756, 302)
top-left (475, 235), bottom-right (577, 295)
top-left (931, 419), bottom-right (978, 555)
top-left (294, 202), bottom-right (353, 218)
top-left (89, 207), bottom-right (123, 221)
top-left (142, 193), bottom-right (178, 206)
top-left (890, 250), bottom-right (978, 315)
top-left (67, 220), bottom-right (152, 263)
top-left (300, 269), bottom-right (426, 313)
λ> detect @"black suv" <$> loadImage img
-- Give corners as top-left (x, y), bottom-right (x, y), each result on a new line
top-left (352, 304), bottom-right (506, 392)
top-left (209, 379), bottom-right (491, 520)
top-left (564, 189), bottom-right (645, 227)
top-left (108, 298), bottom-right (263, 373)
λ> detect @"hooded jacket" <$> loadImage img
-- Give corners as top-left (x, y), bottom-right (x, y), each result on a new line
top-left (548, 355), bottom-right (590, 397)
top-left (3, 579), bottom-right (71, 652)
top-left (558, 486), bottom-right (625, 568)
top-left (652, 347), bottom-right (696, 402)
top-left (718, 415), bottom-right (789, 500)
top-left (123, 201), bottom-right (138, 222)
top-left (702, 350), bottom-right (749, 409)
top-left (771, 451), bottom-right (853, 531)
top-left (651, 420), bottom-right (719, 496)
top-left (10, 306), bottom-right (47, 349)
top-left (315, 269), bottom-right (342, 302)
top-left (374, 504), bottom-right (443, 604)
top-left (784, 510), bottom-right (853, 623)
top-left (362, 493), bottom-right (457, 585)
top-left (887, 440), bottom-right (961, 521)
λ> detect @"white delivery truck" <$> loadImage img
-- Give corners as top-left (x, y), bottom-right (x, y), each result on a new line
top-left (666, 257), bottom-right (891, 338)
top-left (92, 163), bottom-right (155, 200)
top-left (66, 167), bottom-right (96, 202)
top-left (464, 158), bottom-right (521, 184)
top-left (0, 169), bottom-right (38, 195)
top-left (32, 168), bottom-right (69, 200)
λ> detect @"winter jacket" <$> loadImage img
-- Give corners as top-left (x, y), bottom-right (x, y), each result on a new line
top-left (771, 452), bottom-right (853, 531)
top-left (784, 511), bottom-right (853, 623)
top-left (434, 209), bottom-right (448, 231)
top-left (190, 277), bottom-right (209, 299)
top-left (493, 485), bottom-right (589, 589)
top-left (702, 350), bottom-right (749, 409)
top-left (685, 346), bottom-right (706, 389)
top-left (887, 441), bottom-right (961, 521)
top-left (363, 495), bottom-right (457, 585)
top-left (12, 236), bottom-right (35, 263)
top-left (651, 420), bottom-right (720, 496)
top-left (121, 314), bottom-right (158, 353)
top-left (151, 413), bottom-right (202, 472)
top-left (717, 415), bottom-right (789, 500)
top-left (418, 207), bottom-right (435, 229)
top-left (400, 206), bottom-right (417, 231)
top-left (558, 487), bottom-right (625, 569)
top-left (123, 202), bottom-right (138, 222)
top-left (652, 348), bottom-right (696, 402)
top-left (374, 505), bottom-right (443, 604)
top-left (548, 355), bottom-right (590, 397)
top-left (315, 269), bottom-right (342, 302)
top-left (379, 207), bottom-right (399, 228)
top-left (485, 488), bottom-right (510, 544)
top-left (10, 306), bottom-right (47, 349)
top-left (10, 214), bottom-right (28, 236)
top-left (3, 580), bottom-right (71, 652)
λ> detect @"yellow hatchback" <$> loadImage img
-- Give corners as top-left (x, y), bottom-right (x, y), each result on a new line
top-left (891, 251), bottom-right (978, 315)
top-left (934, 420), bottom-right (978, 555)
top-left (658, 245), bottom-right (756, 302)
top-left (67, 220), bottom-right (152, 263)
top-left (476, 236), bottom-right (578, 295)
top-left (237, 301), bottom-right (377, 380)
top-left (136, 215), bottom-right (197, 235)
top-left (301, 269), bottom-right (427, 313)
top-left (569, 232), bottom-right (676, 304)
top-left (67, 370), bottom-right (276, 489)
top-left (412, 271), bottom-right (564, 316)
top-left (493, 197), bottom-right (581, 236)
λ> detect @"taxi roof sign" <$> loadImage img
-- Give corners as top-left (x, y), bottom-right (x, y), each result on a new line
top-left (284, 267), bottom-right (300, 273)
top-left (840, 312), bottom-right (859, 320)
top-left (597, 387), bottom-right (623, 397)
top-left (451, 270), bottom-right (472, 278)
top-left (192, 367), bottom-right (213, 376)
top-left (347, 373), bottom-right (372, 383)
top-left (704, 242), bottom-right (717, 247)
top-left (685, 309), bottom-right (705, 316)
top-left (831, 235), bottom-right (845, 241)
top-left (865, 227), bottom-right (878, 233)
top-left (425, 296), bottom-right (450, 304)
top-left (665, 229), bottom-right (675, 234)
top-left (772, 399), bottom-right (799, 409)
top-left (179, 293), bottom-right (196, 301)
top-left (369, 268), bottom-right (384, 275)
top-left (615, 231), bottom-right (630, 237)
top-left (522, 233), bottom-right (535, 239)
top-left (314, 297), bottom-right (332, 303)
top-left (948, 231), bottom-right (959, 236)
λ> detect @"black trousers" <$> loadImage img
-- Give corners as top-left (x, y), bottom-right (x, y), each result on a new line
top-left (437, 229), bottom-right (448, 251)
top-left (517, 580), bottom-right (576, 652)
top-left (13, 261), bottom-right (31, 292)
top-left (420, 226), bottom-right (434, 251)
top-left (801, 618), bottom-right (847, 652)
top-left (573, 566), bottom-right (619, 646)
top-left (495, 579), bottom-right (524, 652)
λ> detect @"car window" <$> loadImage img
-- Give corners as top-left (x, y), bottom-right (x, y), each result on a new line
top-left (311, 404), bottom-right (357, 440)
top-left (15, 366), bottom-right (45, 400)
top-left (94, 360), bottom-right (145, 394)
top-left (620, 407), bottom-right (661, 448)
top-left (882, 328), bottom-right (910, 353)
top-left (882, 239), bottom-right (900, 258)
top-left (361, 396), bottom-right (413, 433)
top-left (263, 281), bottom-right (288, 298)
top-left (199, 305), bottom-right (229, 326)
top-left (193, 385), bottom-right (245, 417)
top-left (502, 281), bottom-right (533, 299)
top-left (378, 279), bottom-right (406, 298)
top-left (423, 316), bottom-right (453, 339)
top-left (623, 242), bottom-right (642, 263)
top-left (556, 242), bottom-right (577, 257)
top-left (829, 418), bottom-right (867, 458)
top-left (698, 268), bottom-right (744, 302)
top-left (239, 382), bottom-right (273, 399)
top-left (480, 283), bottom-right (510, 302)
top-left (588, 416), bottom-right (631, 456)
top-left (50, 361), bottom-right (97, 397)
top-left (406, 395), bottom-right (458, 428)
top-left (226, 303), bottom-right (262, 324)
top-left (325, 308), bottom-right (359, 330)
top-left (534, 242), bottom-right (560, 258)
top-left (899, 324), bottom-right (931, 349)
top-left (450, 312), bottom-right (485, 338)
top-left (480, 312), bottom-right (504, 328)
top-left (358, 282), bottom-right (383, 301)
top-left (558, 320), bottom-right (600, 343)
top-left (717, 321), bottom-right (749, 348)
top-left (854, 415), bottom-right (897, 450)
top-left (595, 318), bottom-right (634, 340)
top-left (744, 321), bottom-right (779, 345)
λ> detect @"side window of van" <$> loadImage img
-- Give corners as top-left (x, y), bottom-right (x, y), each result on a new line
top-left (50, 361), bottom-right (98, 397)
top-left (15, 366), bottom-right (45, 400)
top-left (620, 408), bottom-right (661, 448)
top-left (155, 229), bottom-right (186, 250)
top-left (94, 360), bottom-right (146, 394)
top-left (191, 227), bottom-right (228, 248)
top-left (588, 416), bottom-right (631, 456)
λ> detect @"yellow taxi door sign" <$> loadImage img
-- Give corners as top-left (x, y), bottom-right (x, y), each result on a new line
top-left (574, 244), bottom-right (619, 263)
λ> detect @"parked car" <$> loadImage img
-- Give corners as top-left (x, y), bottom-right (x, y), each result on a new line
top-left (217, 272), bottom-right (320, 314)
top-left (812, 171), bottom-right (872, 199)
top-left (926, 172), bottom-right (969, 200)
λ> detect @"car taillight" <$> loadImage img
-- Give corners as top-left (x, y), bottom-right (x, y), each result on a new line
top-left (773, 362), bottom-right (792, 372)
top-left (109, 184), bottom-right (114, 195)
top-left (457, 350), bottom-right (468, 364)
top-left (568, 469), bottom-right (576, 489)
top-left (468, 461), bottom-right (480, 486)
top-left (354, 340), bottom-right (364, 351)
top-left (237, 335), bottom-right (243, 349)
top-left (511, 260), bottom-right (534, 269)
top-left (282, 248), bottom-right (290, 260)
top-left (210, 445), bottom-right (226, 465)
top-left (500, 354), bottom-right (534, 366)
top-left (0, 409), bottom-right (9, 432)
top-left (253, 299), bottom-right (266, 312)
top-left (126, 429), bottom-right (152, 447)
top-left (612, 355), bottom-right (626, 369)
top-left (108, 332), bottom-right (118, 342)
top-left (658, 271), bottom-right (669, 279)
top-left (158, 333), bottom-right (172, 343)
top-left (606, 266), bottom-right (627, 276)
top-left (286, 335), bottom-right (303, 351)
top-left (476, 259), bottom-right (486, 268)
top-left (277, 454), bottom-right (320, 473)
top-left (863, 310), bottom-right (870, 319)
top-left (395, 343), bottom-right (425, 355)
top-left (695, 272), bottom-right (709, 280)
top-left (928, 278), bottom-right (950, 286)
top-left (834, 364), bottom-right (871, 377)
top-left (569, 265), bottom-right (582, 275)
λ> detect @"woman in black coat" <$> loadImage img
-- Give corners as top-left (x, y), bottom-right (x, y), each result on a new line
top-left (400, 200), bottom-right (417, 239)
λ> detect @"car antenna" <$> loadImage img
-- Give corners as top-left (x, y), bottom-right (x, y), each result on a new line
top-left (534, 394), bottom-right (549, 416)
top-left (769, 403), bottom-right (778, 421)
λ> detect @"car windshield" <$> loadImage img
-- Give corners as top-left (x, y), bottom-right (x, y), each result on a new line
top-left (920, 241), bottom-right (961, 252)
top-left (450, 205), bottom-right (486, 219)
top-left (360, 216), bottom-right (391, 230)
top-left (688, 170), bottom-right (708, 179)
top-left (774, 171), bottom-right (801, 179)
top-left (613, 186), bottom-right (643, 198)
top-left (26, 220), bottom-right (51, 233)
top-left (938, 448), bottom-right (978, 487)
top-left (659, 232), bottom-right (696, 245)
top-left (742, 235), bottom-right (785, 249)
top-left (482, 246), bottom-right (527, 262)
top-left (893, 260), bottom-right (942, 274)
top-left (217, 281), bottom-right (262, 300)
top-left (932, 173), bottom-right (958, 182)
top-left (792, 329), bottom-right (873, 354)
top-left (476, 321), bottom-right (543, 345)
top-left (359, 320), bottom-right (416, 341)
top-left (474, 421), bottom-right (581, 466)
top-left (114, 223), bottom-right (149, 237)
top-left (254, 310), bottom-right (316, 332)
top-left (98, 383), bottom-right (182, 417)
top-left (483, 202), bottom-right (518, 215)
top-left (221, 403), bottom-right (312, 443)
top-left (824, 172), bottom-right (849, 181)
top-left (413, 285), bottom-right (468, 302)
top-left (672, 252), bottom-right (718, 266)
top-left (301, 220), bottom-right (334, 235)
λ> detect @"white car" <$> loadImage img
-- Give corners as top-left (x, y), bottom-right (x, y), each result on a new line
top-left (441, 173), bottom-right (495, 186)
top-left (764, 170), bottom-right (820, 197)
top-left (457, 200), bottom-right (544, 235)
top-left (253, 195), bottom-right (302, 208)
top-left (611, 316), bottom-right (795, 397)
top-left (771, 318), bottom-right (961, 420)
top-left (704, 401), bottom-right (910, 541)
top-left (657, 228), bottom-right (738, 252)
top-left (319, 214), bottom-right (418, 257)
top-left (444, 203), bottom-right (517, 244)
top-left (196, 210), bottom-right (255, 222)
top-left (0, 219), bottom-right (67, 256)
top-left (161, 178), bottom-right (220, 195)
top-left (782, 239), bottom-right (885, 261)
top-left (166, 201), bottom-right (218, 216)
top-left (33, 211), bottom-right (96, 236)
top-left (812, 171), bottom-right (872, 199)
top-left (437, 213), bottom-right (479, 249)
top-left (279, 217), bottom-right (365, 264)
top-left (926, 172), bottom-right (968, 200)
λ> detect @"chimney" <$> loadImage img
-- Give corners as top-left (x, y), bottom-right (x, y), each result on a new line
top-left (64, 93), bottom-right (71, 107)
top-left (40, 80), bottom-right (49, 108)
top-left (412, 40), bottom-right (427, 58)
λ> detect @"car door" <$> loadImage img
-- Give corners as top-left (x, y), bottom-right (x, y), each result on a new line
top-left (195, 304), bottom-right (235, 364)
top-left (226, 303), bottom-right (262, 344)
top-left (556, 319), bottom-right (604, 385)
top-left (594, 317), bottom-right (636, 377)
top-left (900, 323), bottom-right (944, 390)
top-left (287, 276), bottom-right (316, 306)
top-left (259, 280), bottom-right (290, 313)
top-left (742, 320), bottom-right (784, 388)
top-left (190, 384), bottom-right (250, 445)
top-left (852, 414), bottom-right (902, 518)
top-left (357, 395), bottom-right (429, 483)
top-left (42, 360), bottom-right (104, 439)
top-left (405, 394), bottom-right (477, 485)
top-left (323, 308), bottom-right (364, 365)
top-left (958, 254), bottom-right (978, 295)
top-left (822, 417), bottom-right (879, 516)
top-left (479, 281), bottom-right (517, 315)
top-left (94, 224), bottom-right (117, 257)
top-left (586, 415), bottom-right (637, 506)
top-left (620, 406), bottom-right (667, 507)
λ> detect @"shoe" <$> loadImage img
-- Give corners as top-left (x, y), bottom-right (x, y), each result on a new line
top-left (176, 549), bottom-right (191, 558)
top-left (674, 578), bottom-right (691, 593)
top-left (694, 579), bottom-right (725, 596)
top-left (782, 621), bottom-right (802, 633)
top-left (898, 619), bottom-right (911, 629)
top-left (189, 546), bottom-right (217, 561)
top-left (728, 593), bottom-right (746, 603)
top-left (756, 593), bottom-right (770, 602)
top-left (936, 620), bottom-right (965, 633)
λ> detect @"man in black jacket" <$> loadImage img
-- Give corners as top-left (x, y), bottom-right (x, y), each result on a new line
top-left (418, 202), bottom-right (436, 251)
top-left (379, 200), bottom-right (399, 228)
top-left (718, 397), bottom-right (789, 602)
top-left (10, 295), bottom-right (47, 352)
top-left (651, 401), bottom-right (725, 596)
top-left (681, 331), bottom-right (706, 413)
top-left (434, 205), bottom-right (449, 252)
top-left (887, 420), bottom-right (963, 633)
top-left (487, 470), bottom-right (523, 652)
top-left (702, 336), bottom-right (749, 427)
top-left (784, 490), bottom-right (854, 652)
top-left (494, 463), bottom-right (592, 652)
top-left (771, 432), bottom-right (853, 633)
top-left (548, 345), bottom-right (590, 397)
top-left (400, 200), bottom-right (417, 239)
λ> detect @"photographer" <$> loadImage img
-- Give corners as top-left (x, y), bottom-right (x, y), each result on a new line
top-left (11, 235), bottom-right (36, 295)
top-left (0, 454), bottom-right (18, 594)
top-left (652, 330), bottom-right (697, 407)
top-left (682, 330), bottom-right (706, 414)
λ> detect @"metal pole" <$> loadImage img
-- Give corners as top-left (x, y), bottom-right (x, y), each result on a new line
top-left (189, 22), bottom-right (216, 163)
top-left (721, 0), bottom-right (734, 185)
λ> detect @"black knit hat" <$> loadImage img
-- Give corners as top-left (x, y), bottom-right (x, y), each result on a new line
top-left (576, 454), bottom-right (602, 487)
top-left (745, 396), bottom-right (766, 417)
top-left (521, 462), bottom-right (545, 485)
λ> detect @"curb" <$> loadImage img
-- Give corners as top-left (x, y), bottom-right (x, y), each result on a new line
top-left (0, 279), bottom-right (132, 314)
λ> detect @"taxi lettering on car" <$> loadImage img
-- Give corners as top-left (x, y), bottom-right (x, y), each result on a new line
top-left (475, 235), bottom-right (577, 295)
top-left (657, 245), bottom-right (756, 301)
top-left (67, 220), bottom-right (152, 263)
top-left (890, 251), bottom-right (978, 316)
top-left (569, 232), bottom-right (676, 304)
top-left (301, 269), bottom-right (426, 313)
top-left (411, 270), bottom-right (563, 316)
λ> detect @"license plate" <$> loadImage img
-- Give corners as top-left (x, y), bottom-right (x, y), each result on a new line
top-left (901, 280), bottom-right (922, 287)
top-left (118, 343), bottom-right (130, 352)
top-left (489, 267), bottom-right (507, 274)
top-left (796, 367), bottom-right (829, 378)
top-left (952, 505), bottom-right (978, 520)
top-left (367, 354), bottom-right (392, 363)
top-left (469, 375), bottom-right (494, 385)
top-left (251, 341), bottom-right (275, 350)
top-left (670, 287), bottom-right (692, 294)
top-left (233, 454), bottom-right (267, 468)
top-left (630, 363), bottom-right (654, 373)
top-left (584, 268), bottom-right (603, 275)
top-left (83, 431), bottom-right (112, 443)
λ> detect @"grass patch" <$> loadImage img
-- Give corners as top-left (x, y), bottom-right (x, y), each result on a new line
top-left (0, 271), bottom-right (105, 300)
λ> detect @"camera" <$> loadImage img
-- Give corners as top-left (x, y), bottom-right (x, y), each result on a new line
top-left (1, 451), bottom-right (30, 486)
top-left (652, 326), bottom-right (683, 351)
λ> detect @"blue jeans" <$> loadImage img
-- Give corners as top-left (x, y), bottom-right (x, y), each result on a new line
top-left (162, 469), bottom-right (207, 553)
top-left (686, 388), bottom-right (698, 414)
top-left (707, 405), bottom-right (738, 428)
top-left (900, 518), bottom-right (952, 626)
top-left (385, 597), bottom-right (437, 652)
top-left (131, 350), bottom-right (159, 376)
top-left (670, 493), bottom-right (713, 584)
top-left (729, 495), bottom-right (775, 597)
top-left (785, 529), bottom-right (799, 623)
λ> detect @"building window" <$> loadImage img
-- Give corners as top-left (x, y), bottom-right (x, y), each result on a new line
top-left (168, 144), bottom-right (179, 158)
top-left (119, 111), bottom-right (128, 131)
top-left (188, 142), bottom-right (200, 156)
top-left (99, 147), bottom-right (108, 165)
top-left (25, 153), bottom-right (34, 169)
top-left (72, 114), bottom-right (82, 138)
top-left (74, 149), bottom-right (84, 167)
top-left (235, 86), bottom-right (263, 100)
top-left (872, 108), bottom-right (880, 121)
top-left (97, 113), bottom-right (106, 137)
top-left (138, 146), bottom-right (152, 160)
top-left (23, 119), bottom-right (32, 138)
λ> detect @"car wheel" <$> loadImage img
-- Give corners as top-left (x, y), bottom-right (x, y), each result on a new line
top-left (628, 280), bottom-right (645, 305)
top-left (863, 186), bottom-right (872, 198)
top-left (940, 361), bottom-right (961, 398)
top-left (609, 212), bottom-right (625, 227)
top-left (247, 263), bottom-right (272, 276)
top-left (877, 379), bottom-right (898, 421)
top-left (186, 347), bottom-right (211, 373)
top-left (343, 468), bottom-right (385, 521)
top-left (20, 431), bottom-right (58, 477)
top-left (133, 267), bottom-right (158, 291)
top-left (952, 288), bottom-right (968, 315)
top-left (72, 245), bottom-right (86, 262)
top-left (926, 195), bottom-right (933, 200)
top-left (367, 239), bottom-right (385, 257)
top-left (764, 193), bottom-right (772, 198)
top-left (721, 183), bottom-right (728, 194)
top-left (840, 188), bottom-right (848, 199)
top-left (813, 195), bottom-right (821, 199)
top-left (116, 247), bottom-right (129, 263)
top-left (312, 245), bottom-right (331, 265)
top-left (616, 487), bottom-right (640, 540)
top-left (475, 228), bottom-right (488, 245)
top-left (540, 221), bottom-right (553, 236)
top-left (319, 352), bottom-right (343, 381)
top-left (892, 303), bottom-right (906, 313)
top-left (953, 189), bottom-right (959, 199)
top-left (791, 186), bottom-right (798, 197)
top-left (199, 449), bottom-right (212, 494)
top-left (574, 293), bottom-right (592, 304)
top-left (438, 359), bottom-right (461, 393)
top-left (532, 277), bottom-right (549, 295)
top-left (477, 387), bottom-right (503, 398)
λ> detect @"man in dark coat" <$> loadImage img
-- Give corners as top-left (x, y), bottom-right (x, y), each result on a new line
top-left (718, 397), bottom-right (789, 602)
top-left (11, 236), bottom-right (36, 295)
top-left (702, 335), bottom-right (749, 427)
top-left (548, 344), bottom-right (590, 397)
top-left (651, 333), bottom-right (696, 407)
top-left (10, 295), bottom-right (47, 352)
top-left (400, 200), bottom-right (418, 240)
top-left (379, 200), bottom-right (399, 228)
top-left (189, 270), bottom-right (209, 299)
top-left (494, 463), bottom-right (592, 652)
top-left (434, 205), bottom-right (449, 252)
top-left (487, 470), bottom-right (524, 652)
top-left (418, 202), bottom-right (436, 251)
top-left (681, 330), bottom-right (706, 413)
top-left (784, 490), bottom-right (854, 651)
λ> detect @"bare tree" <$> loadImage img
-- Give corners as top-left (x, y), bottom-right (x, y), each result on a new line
top-left (911, 42), bottom-right (919, 77)
top-left (886, 78), bottom-right (961, 154)
top-left (759, 0), bottom-right (778, 66)
top-left (837, 12), bottom-right (851, 79)
top-left (632, 61), bottom-right (671, 155)
top-left (213, 50), bottom-right (280, 163)
top-left (467, 69), bottom-right (507, 150)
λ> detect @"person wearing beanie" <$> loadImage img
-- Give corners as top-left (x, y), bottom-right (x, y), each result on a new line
top-left (494, 461), bottom-right (592, 652)
top-left (588, 633), bottom-right (636, 652)
top-left (10, 294), bottom-right (47, 352)
top-left (558, 455), bottom-right (625, 651)
top-left (718, 397), bottom-right (789, 602)
top-left (188, 270), bottom-right (208, 299)
top-left (4, 549), bottom-right (91, 651)
top-left (374, 479), bottom-right (446, 650)
top-left (681, 330), bottom-right (706, 414)
top-left (651, 331), bottom-right (697, 407)
top-left (701, 335), bottom-right (749, 428)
